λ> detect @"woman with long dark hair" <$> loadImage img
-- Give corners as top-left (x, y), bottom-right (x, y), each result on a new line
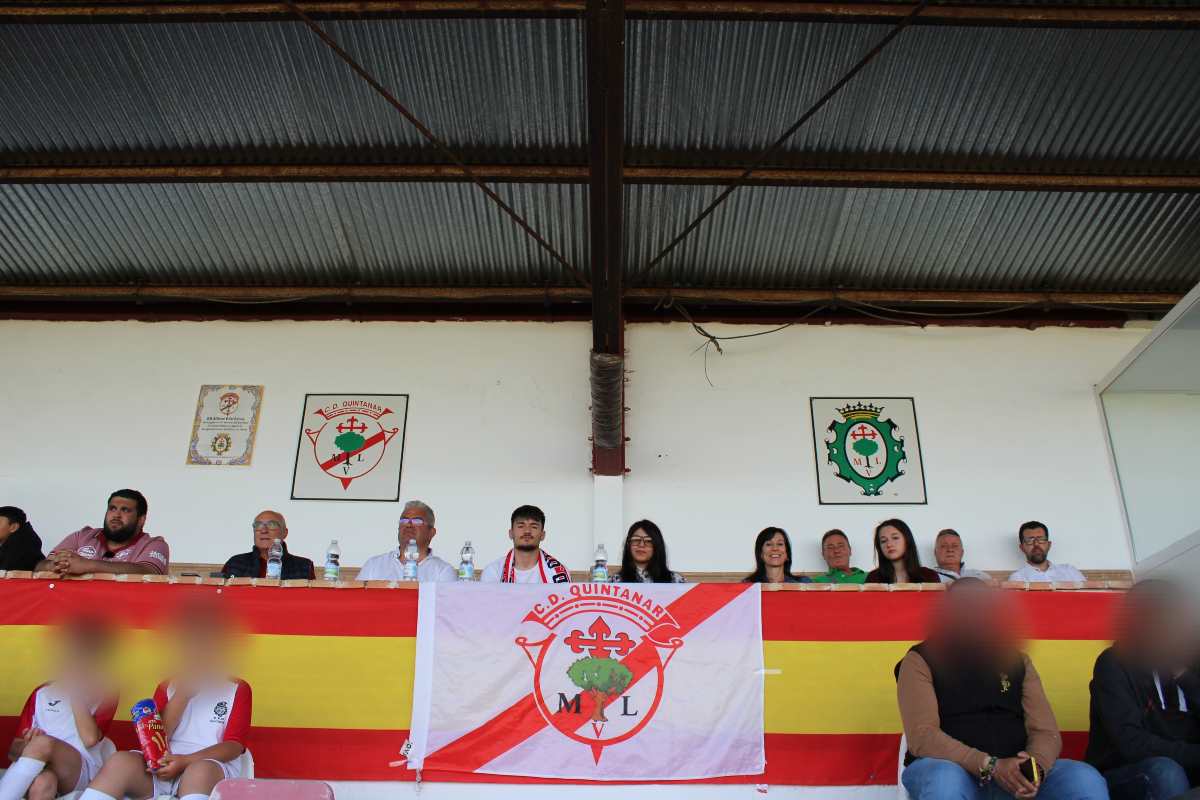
top-left (616, 520), bottom-right (685, 583)
top-left (744, 527), bottom-right (811, 584)
top-left (866, 518), bottom-right (940, 584)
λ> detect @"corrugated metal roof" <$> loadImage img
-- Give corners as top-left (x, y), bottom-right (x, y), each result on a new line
top-left (625, 184), bottom-right (1200, 291)
top-left (627, 21), bottom-right (1200, 172)
top-left (0, 182), bottom-right (587, 285)
top-left (0, 19), bottom-right (586, 165)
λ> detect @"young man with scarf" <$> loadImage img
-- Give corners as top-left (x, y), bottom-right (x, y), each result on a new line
top-left (480, 505), bottom-right (571, 584)
top-left (897, 578), bottom-right (1107, 799)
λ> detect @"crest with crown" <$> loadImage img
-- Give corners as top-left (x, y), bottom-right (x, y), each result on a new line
top-left (836, 401), bottom-right (884, 422)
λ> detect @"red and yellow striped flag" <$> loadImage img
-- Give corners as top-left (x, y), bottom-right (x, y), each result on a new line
top-left (0, 580), bottom-right (1118, 785)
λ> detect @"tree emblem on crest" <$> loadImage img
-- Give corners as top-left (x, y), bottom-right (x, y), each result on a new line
top-left (825, 402), bottom-right (907, 496)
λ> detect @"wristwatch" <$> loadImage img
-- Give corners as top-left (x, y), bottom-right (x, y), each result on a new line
top-left (979, 755), bottom-right (998, 785)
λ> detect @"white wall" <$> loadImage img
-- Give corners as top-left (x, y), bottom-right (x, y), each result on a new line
top-left (622, 322), bottom-right (1144, 574)
top-left (0, 320), bottom-right (594, 572)
top-left (0, 319), bottom-right (1143, 575)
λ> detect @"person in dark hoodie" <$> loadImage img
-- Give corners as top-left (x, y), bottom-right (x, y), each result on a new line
top-left (0, 506), bottom-right (45, 572)
top-left (1087, 579), bottom-right (1200, 800)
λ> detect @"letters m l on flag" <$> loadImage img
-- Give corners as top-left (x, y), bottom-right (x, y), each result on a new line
top-left (406, 582), bottom-right (765, 780)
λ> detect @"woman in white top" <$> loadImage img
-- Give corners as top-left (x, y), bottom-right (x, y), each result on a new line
top-left (615, 520), bottom-right (685, 584)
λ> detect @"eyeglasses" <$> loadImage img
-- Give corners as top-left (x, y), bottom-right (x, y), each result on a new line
top-left (629, 537), bottom-right (654, 546)
top-left (1022, 536), bottom-right (1049, 546)
top-left (399, 518), bottom-right (428, 527)
top-left (251, 520), bottom-right (283, 531)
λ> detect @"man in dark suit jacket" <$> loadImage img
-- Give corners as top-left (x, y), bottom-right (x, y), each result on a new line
top-left (1087, 579), bottom-right (1200, 800)
top-left (221, 510), bottom-right (315, 580)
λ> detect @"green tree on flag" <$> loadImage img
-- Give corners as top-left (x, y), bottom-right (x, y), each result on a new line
top-left (333, 431), bottom-right (366, 467)
top-left (567, 657), bottom-right (633, 722)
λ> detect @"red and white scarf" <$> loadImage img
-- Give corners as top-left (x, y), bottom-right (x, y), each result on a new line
top-left (501, 549), bottom-right (571, 583)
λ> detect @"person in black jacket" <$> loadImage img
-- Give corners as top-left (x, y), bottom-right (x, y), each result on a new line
top-left (0, 506), bottom-right (45, 572)
top-left (1087, 579), bottom-right (1200, 800)
top-left (221, 510), bottom-right (315, 580)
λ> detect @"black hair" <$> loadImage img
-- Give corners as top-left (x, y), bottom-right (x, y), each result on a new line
top-left (821, 529), bottom-right (849, 547)
top-left (745, 527), bottom-right (795, 583)
top-left (108, 489), bottom-right (148, 518)
top-left (873, 518), bottom-right (924, 584)
top-left (510, 505), bottom-right (546, 527)
top-left (618, 520), bottom-right (675, 583)
top-left (1018, 520), bottom-right (1049, 544)
top-left (0, 506), bottom-right (27, 526)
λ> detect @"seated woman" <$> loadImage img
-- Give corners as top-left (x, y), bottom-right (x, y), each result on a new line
top-left (615, 520), bottom-right (685, 583)
top-left (866, 519), bottom-right (941, 584)
top-left (744, 527), bottom-right (811, 584)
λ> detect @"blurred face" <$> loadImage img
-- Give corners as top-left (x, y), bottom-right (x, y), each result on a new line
top-left (510, 516), bottom-right (545, 552)
top-left (761, 532), bottom-right (788, 569)
top-left (629, 529), bottom-right (655, 567)
top-left (0, 516), bottom-right (18, 543)
top-left (103, 495), bottom-right (144, 544)
top-left (1020, 527), bottom-right (1051, 565)
top-left (251, 511), bottom-right (287, 551)
top-left (878, 525), bottom-right (907, 562)
top-left (935, 535), bottom-right (963, 571)
top-left (822, 534), bottom-right (851, 572)
top-left (398, 506), bottom-right (436, 553)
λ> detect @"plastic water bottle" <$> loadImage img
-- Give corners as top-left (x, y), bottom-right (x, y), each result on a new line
top-left (458, 541), bottom-right (475, 581)
top-left (323, 540), bottom-right (341, 582)
top-left (591, 544), bottom-right (609, 583)
top-left (266, 538), bottom-right (283, 579)
top-left (402, 539), bottom-right (419, 581)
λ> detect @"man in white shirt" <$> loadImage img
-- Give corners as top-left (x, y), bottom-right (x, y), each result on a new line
top-left (357, 500), bottom-right (457, 582)
top-left (931, 529), bottom-right (992, 583)
top-left (480, 505), bottom-right (571, 584)
top-left (1007, 521), bottom-right (1086, 583)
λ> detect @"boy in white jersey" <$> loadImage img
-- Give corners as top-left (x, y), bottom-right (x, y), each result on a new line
top-left (0, 620), bottom-right (117, 800)
top-left (80, 601), bottom-right (252, 800)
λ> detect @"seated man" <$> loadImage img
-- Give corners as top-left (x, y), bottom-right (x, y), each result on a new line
top-left (810, 529), bottom-right (866, 583)
top-left (931, 529), bottom-right (991, 583)
top-left (221, 510), bottom-right (314, 580)
top-left (0, 505), bottom-right (45, 572)
top-left (1087, 579), bottom-right (1200, 799)
top-left (358, 500), bottom-right (456, 582)
top-left (36, 490), bottom-right (168, 576)
top-left (80, 601), bottom-right (251, 800)
top-left (0, 618), bottom-right (118, 800)
top-left (480, 505), bottom-right (570, 584)
top-left (1006, 521), bottom-right (1085, 583)
top-left (898, 578), bottom-right (1107, 800)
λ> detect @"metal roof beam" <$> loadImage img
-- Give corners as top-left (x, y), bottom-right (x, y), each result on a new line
top-left (1, 1), bottom-right (1198, 26)
top-left (0, 285), bottom-right (1179, 308)
top-left (3, 164), bottom-right (1199, 192)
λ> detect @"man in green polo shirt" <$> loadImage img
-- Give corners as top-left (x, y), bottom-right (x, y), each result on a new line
top-left (811, 529), bottom-right (867, 583)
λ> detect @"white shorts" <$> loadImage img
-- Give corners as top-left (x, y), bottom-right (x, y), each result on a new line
top-left (140, 753), bottom-right (245, 797)
top-left (70, 751), bottom-right (107, 794)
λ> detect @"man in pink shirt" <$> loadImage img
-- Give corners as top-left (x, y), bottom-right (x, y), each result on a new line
top-left (36, 490), bottom-right (169, 576)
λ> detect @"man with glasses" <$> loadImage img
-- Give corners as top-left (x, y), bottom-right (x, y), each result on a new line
top-left (1006, 521), bottom-right (1085, 583)
top-left (220, 510), bottom-right (315, 579)
top-left (811, 529), bottom-right (867, 584)
top-left (358, 500), bottom-right (457, 582)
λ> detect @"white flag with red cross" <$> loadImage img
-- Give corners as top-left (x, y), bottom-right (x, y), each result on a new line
top-left (405, 582), bottom-right (765, 780)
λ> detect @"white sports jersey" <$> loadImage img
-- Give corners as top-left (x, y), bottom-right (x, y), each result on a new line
top-left (358, 549), bottom-right (457, 582)
top-left (153, 678), bottom-right (251, 757)
top-left (17, 682), bottom-right (116, 763)
top-left (480, 561), bottom-right (542, 583)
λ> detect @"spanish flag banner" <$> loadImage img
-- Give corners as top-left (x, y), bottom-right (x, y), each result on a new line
top-left (0, 580), bottom-right (1119, 786)
top-left (407, 582), bottom-right (765, 780)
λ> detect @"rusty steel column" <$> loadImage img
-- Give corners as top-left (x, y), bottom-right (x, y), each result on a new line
top-left (586, 0), bottom-right (626, 476)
